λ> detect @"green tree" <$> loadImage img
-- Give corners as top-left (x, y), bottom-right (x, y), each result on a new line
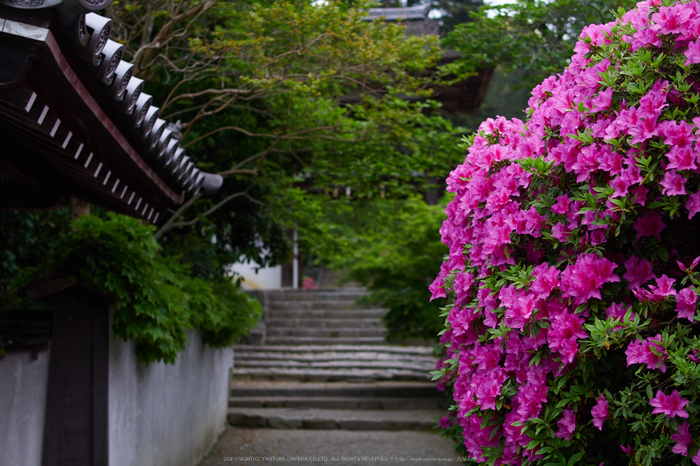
top-left (443, 0), bottom-right (637, 89)
top-left (105, 0), bottom-right (461, 275)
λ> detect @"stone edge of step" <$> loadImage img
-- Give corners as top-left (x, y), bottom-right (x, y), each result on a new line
top-left (227, 408), bottom-right (441, 431)
top-left (228, 396), bottom-right (446, 410)
top-left (235, 344), bottom-right (434, 354)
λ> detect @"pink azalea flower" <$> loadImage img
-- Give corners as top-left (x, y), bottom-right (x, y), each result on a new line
top-left (660, 170), bottom-right (687, 196)
top-left (629, 114), bottom-right (659, 145)
top-left (678, 256), bottom-right (700, 273)
top-left (530, 263), bottom-right (561, 300)
top-left (650, 274), bottom-right (677, 298)
top-left (591, 395), bottom-right (608, 430)
top-left (522, 206), bottom-right (545, 237)
top-left (690, 349), bottom-right (700, 364)
top-left (552, 195), bottom-right (571, 215)
top-left (301, 277), bottom-right (317, 290)
top-left (630, 185), bottom-right (649, 205)
top-left (598, 149), bottom-right (624, 175)
top-left (448, 307), bottom-right (478, 337)
top-left (623, 256), bottom-right (655, 290)
top-left (686, 38), bottom-right (700, 66)
top-left (677, 287), bottom-right (697, 321)
top-left (446, 164), bottom-right (477, 193)
top-left (580, 23), bottom-right (613, 47)
top-left (548, 311), bottom-right (587, 363)
top-left (687, 191), bottom-right (700, 219)
top-left (560, 254), bottom-right (620, 305)
top-left (651, 5), bottom-right (692, 35)
top-left (429, 274), bottom-right (447, 301)
top-left (591, 87), bottom-right (613, 112)
top-left (666, 146), bottom-right (697, 171)
top-left (671, 421), bottom-right (692, 456)
top-left (626, 335), bottom-right (667, 372)
top-left (660, 120), bottom-right (695, 150)
top-left (633, 286), bottom-right (659, 304)
top-left (610, 165), bottom-right (644, 197)
top-left (590, 230), bottom-right (606, 246)
top-left (606, 302), bottom-right (635, 326)
top-left (633, 212), bottom-right (666, 239)
top-left (693, 450), bottom-right (700, 466)
top-left (650, 390), bottom-right (689, 418)
top-left (431, 3), bottom-right (700, 461)
top-left (438, 415), bottom-right (453, 429)
top-left (555, 409), bottom-right (576, 441)
top-left (517, 293), bottom-right (538, 320)
top-left (638, 82), bottom-right (668, 118)
top-left (454, 272), bottom-right (475, 306)
top-left (551, 222), bottom-right (572, 242)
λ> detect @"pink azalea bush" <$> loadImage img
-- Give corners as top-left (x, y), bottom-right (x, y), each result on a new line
top-left (432, 1), bottom-right (700, 464)
top-left (301, 276), bottom-right (318, 290)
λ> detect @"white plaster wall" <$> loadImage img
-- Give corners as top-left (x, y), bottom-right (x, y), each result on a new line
top-left (229, 261), bottom-right (282, 290)
top-left (0, 349), bottom-right (50, 466)
top-left (109, 327), bottom-right (233, 466)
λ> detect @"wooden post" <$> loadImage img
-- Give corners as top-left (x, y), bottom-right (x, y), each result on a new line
top-left (26, 277), bottom-right (109, 466)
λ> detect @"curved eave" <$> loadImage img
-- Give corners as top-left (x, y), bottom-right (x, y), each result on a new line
top-left (0, 6), bottom-right (220, 223)
top-left (0, 19), bottom-right (179, 222)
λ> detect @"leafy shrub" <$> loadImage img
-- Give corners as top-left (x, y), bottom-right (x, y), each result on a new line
top-left (322, 196), bottom-right (448, 342)
top-left (433, 1), bottom-right (700, 464)
top-left (16, 213), bottom-right (261, 364)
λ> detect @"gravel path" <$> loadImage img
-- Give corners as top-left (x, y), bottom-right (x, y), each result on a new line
top-left (199, 426), bottom-right (464, 466)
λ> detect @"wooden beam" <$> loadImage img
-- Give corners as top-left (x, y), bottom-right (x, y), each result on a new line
top-left (0, 186), bottom-right (67, 210)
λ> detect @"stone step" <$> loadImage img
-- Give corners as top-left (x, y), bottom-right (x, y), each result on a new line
top-left (229, 381), bottom-right (441, 398)
top-left (267, 301), bottom-right (381, 311)
top-left (261, 289), bottom-right (370, 301)
top-left (235, 344), bottom-right (434, 355)
top-left (265, 309), bottom-right (387, 319)
top-left (265, 327), bottom-right (387, 338)
top-left (234, 350), bottom-right (436, 364)
top-left (228, 396), bottom-right (443, 410)
top-left (233, 359), bottom-right (434, 371)
top-left (265, 318), bottom-right (384, 329)
top-left (235, 351), bottom-right (436, 365)
top-left (263, 336), bottom-right (387, 345)
top-left (227, 407), bottom-right (442, 431)
top-left (231, 367), bottom-right (432, 382)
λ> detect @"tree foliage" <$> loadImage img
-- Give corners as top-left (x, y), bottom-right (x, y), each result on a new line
top-left (314, 196), bottom-right (449, 342)
top-left (1, 0), bottom-right (470, 361)
top-left (106, 0), bottom-right (459, 271)
top-left (443, 0), bottom-right (638, 89)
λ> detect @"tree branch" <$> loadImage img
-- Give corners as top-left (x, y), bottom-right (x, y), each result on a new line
top-left (157, 185), bottom-right (261, 234)
top-left (182, 126), bottom-right (280, 148)
top-left (154, 192), bottom-right (202, 240)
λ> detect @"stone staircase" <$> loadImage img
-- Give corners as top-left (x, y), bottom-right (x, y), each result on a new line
top-left (227, 380), bottom-right (446, 431)
top-left (229, 288), bottom-right (445, 431)
top-left (250, 288), bottom-right (388, 345)
top-left (232, 345), bottom-right (436, 381)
